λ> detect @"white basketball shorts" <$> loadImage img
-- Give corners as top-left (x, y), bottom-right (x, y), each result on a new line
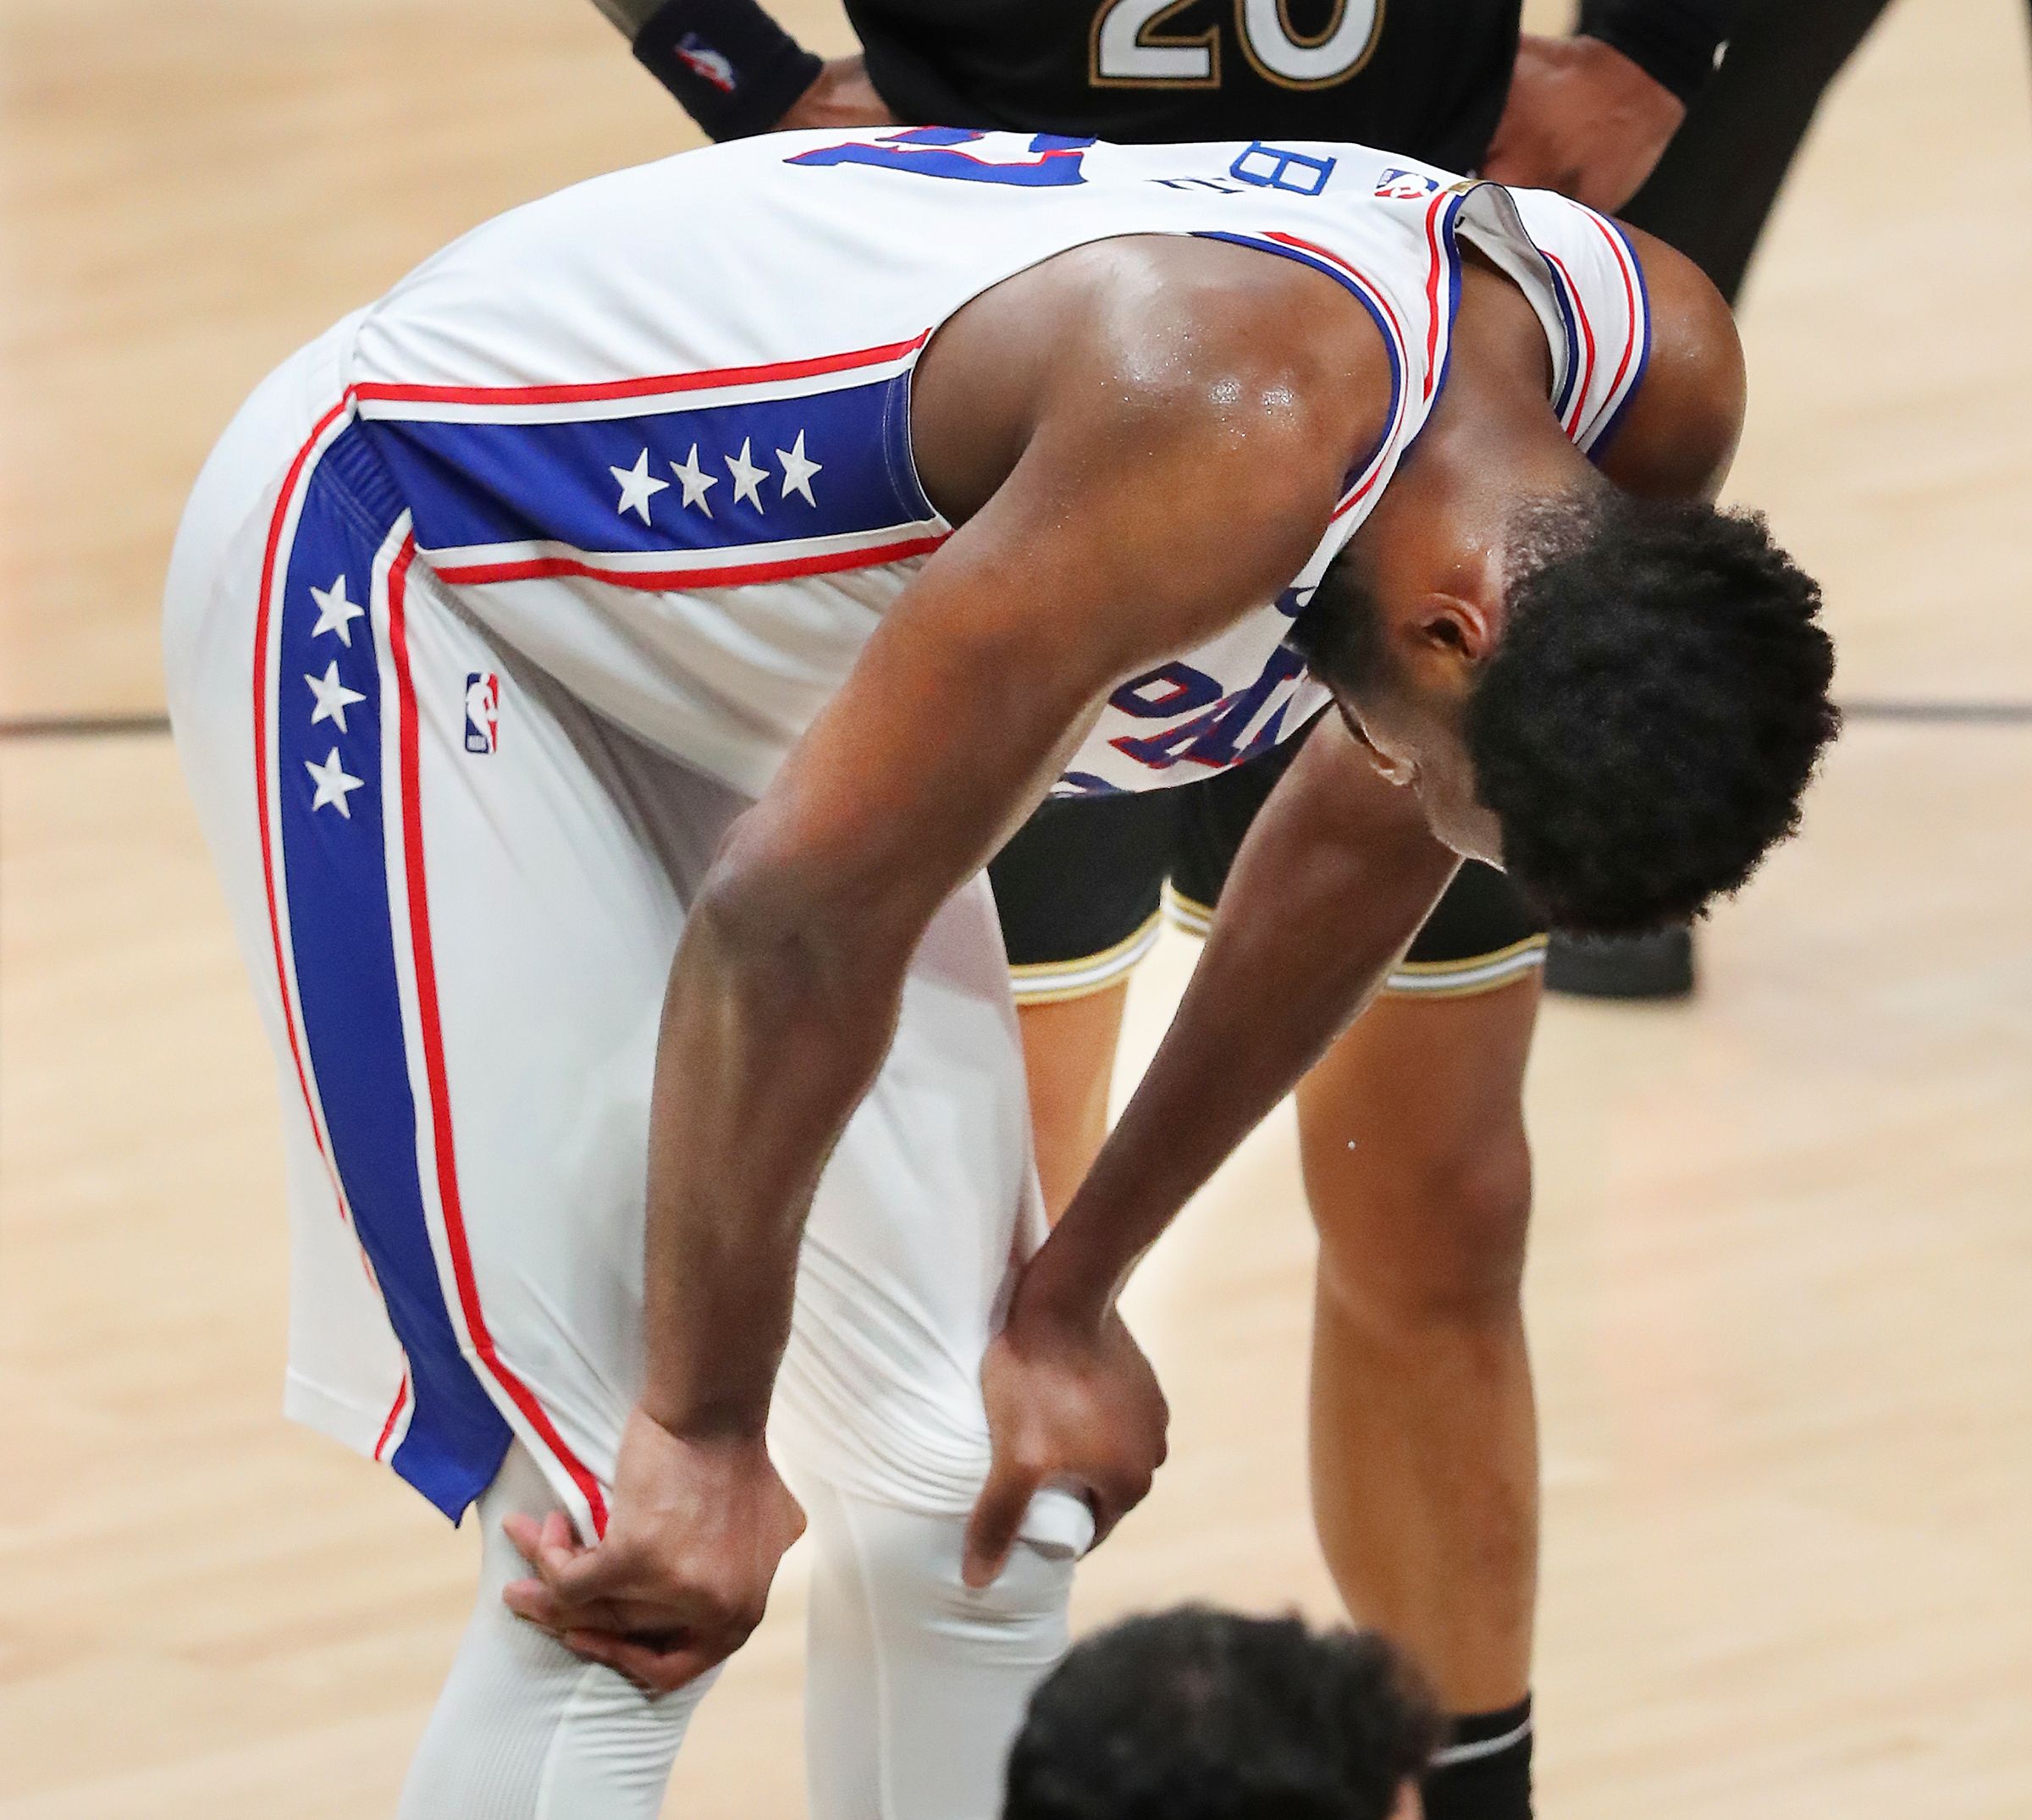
top-left (163, 321), bottom-right (1091, 1556)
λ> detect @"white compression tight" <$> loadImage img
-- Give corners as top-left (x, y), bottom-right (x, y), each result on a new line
top-left (396, 1446), bottom-right (1075, 1819)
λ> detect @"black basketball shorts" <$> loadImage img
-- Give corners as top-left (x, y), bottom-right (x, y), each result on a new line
top-left (989, 720), bottom-right (1549, 1007)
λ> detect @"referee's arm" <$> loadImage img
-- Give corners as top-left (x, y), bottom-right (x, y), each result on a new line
top-left (593, 0), bottom-right (895, 140)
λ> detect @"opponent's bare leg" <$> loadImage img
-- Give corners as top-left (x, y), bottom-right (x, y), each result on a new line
top-left (1017, 980), bottom-right (1130, 1221)
top-left (1297, 978), bottom-right (1540, 1812)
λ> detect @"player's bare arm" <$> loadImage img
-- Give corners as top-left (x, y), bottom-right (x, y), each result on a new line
top-left (1591, 223), bottom-right (1747, 501)
top-left (964, 711), bottom-right (1464, 1581)
top-left (500, 238), bottom-right (1396, 1689)
top-left (962, 224), bottom-right (1804, 1586)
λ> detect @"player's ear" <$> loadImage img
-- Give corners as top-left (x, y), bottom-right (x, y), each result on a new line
top-left (1409, 592), bottom-right (1494, 666)
top-left (1402, 535), bottom-right (1500, 672)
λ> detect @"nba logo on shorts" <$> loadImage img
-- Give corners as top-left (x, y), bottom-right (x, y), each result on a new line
top-left (464, 672), bottom-right (500, 754)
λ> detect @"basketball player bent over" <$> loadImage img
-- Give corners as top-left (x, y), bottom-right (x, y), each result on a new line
top-left (166, 129), bottom-right (1834, 1817)
top-left (614, 9), bottom-right (1720, 1806)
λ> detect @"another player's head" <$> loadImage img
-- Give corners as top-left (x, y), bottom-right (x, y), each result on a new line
top-left (1295, 489), bottom-right (1840, 934)
top-left (1002, 1606), bottom-right (1438, 1820)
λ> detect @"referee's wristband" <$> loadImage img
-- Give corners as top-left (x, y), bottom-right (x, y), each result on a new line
top-left (632, 0), bottom-right (824, 141)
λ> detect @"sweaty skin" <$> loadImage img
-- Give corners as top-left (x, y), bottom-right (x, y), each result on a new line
top-left (502, 221), bottom-right (1745, 1678)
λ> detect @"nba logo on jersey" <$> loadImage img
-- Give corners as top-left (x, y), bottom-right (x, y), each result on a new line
top-left (1375, 168), bottom-right (1440, 201)
top-left (464, 673), bottom-right (500, 754)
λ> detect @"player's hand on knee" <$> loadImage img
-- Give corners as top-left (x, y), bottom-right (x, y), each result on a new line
top-left (500, 1406), bottom-right (805, 1694)
top-left (963, 1306), bottom-right (1168, 1590)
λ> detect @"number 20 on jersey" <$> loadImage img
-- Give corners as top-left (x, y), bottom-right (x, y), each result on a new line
top-left (1092, 0), bottom-right (1384, 91)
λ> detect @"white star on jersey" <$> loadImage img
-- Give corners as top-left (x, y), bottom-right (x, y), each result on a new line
top-left (305, 659), bottom-right (366, 733)
top-left (309, 574), bottom-right (366, 646)
top-left (610, 446), bottom-right (670, 524)
top-left (671, 444), bottom-right (720, 516)
top-left (776, 431), bottom-right (822, 507)
top-left (305, 747), bottom-right (365, 818)
top-left (726, 438), bottom-right (767, 512)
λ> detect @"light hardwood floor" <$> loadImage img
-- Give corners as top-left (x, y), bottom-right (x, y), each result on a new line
top-left (3, 0), bottom-right (2029, 1813)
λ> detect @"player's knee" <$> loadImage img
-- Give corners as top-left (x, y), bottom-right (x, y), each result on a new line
top-left (837, 1493), bottom-right (1074, 1648)
top-left (1311, 1123), bottom-right (1532, 1333)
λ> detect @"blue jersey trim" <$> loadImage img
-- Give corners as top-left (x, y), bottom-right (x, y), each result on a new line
top-left (1429, 194), bottom-right (1468, 406)
top-left (1585, 218), bottom-right (1654, 462)
top-left (1542, 248), bottom-right (1585, 425)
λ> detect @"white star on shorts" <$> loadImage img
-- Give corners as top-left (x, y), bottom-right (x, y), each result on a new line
top-left (304, 659), bottom-right (366, 733)
top-left (309, 574), bottom-right (366, 646)
top-left (776, 430), bottom-right (822, 507)
top-left (610, 446), bottom-right (670, 524)
top-left (726, 438), bottom-right (767, 512)
top-left (305, 747), bottom-right (366, 818)
top-left (671, 443), bottom-right (721, 516)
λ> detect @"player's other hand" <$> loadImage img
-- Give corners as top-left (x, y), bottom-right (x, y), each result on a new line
top-left (1483, 34), bottom-right (1687, 212)
top-left (963, 1299), bottom-right (1168, 1590)
top-left (775, 55), bottom-right (899, 133)
top-left (500, 1406), bottom-right (805, 1693)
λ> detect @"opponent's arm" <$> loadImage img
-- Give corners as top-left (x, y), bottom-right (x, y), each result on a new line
top-left (594, 0), bottom-right (896, 140)
top-left (1484, 1), bottom-right (1743, 212)
top-left (503, 292), bottom-right (1363, 1690)
top-left (964, 712), bottom-right (1460, 1581)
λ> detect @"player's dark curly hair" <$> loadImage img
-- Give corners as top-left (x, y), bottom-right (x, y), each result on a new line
top-left (1469, 494), bottom-right (1838, 933)
top-left (1002, 1606), bottom-right (1439, 1820)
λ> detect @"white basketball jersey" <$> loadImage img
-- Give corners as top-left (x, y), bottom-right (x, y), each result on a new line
top-left (339, 129), bottom-right (1651, 797)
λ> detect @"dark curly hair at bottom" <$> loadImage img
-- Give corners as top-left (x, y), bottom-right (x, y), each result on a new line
top-left (1470, 493), bottom-right (1840, 935)
top-left (1002, 1607), bottom-right (1439, 1820)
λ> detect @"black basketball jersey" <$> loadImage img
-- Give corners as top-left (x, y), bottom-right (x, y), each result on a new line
top-left (846, 0), bottom-right (1521, 171)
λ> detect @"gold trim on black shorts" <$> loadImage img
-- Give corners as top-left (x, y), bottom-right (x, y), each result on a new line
top-left (1007, 908), bottom-right (1165, 1006)
top-left (1382, 934), bottom-right (1549, 996)
top-left (1162, 886), bottom-right (1547, 998)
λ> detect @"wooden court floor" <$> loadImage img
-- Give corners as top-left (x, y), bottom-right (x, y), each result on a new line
top-left (3, 0), bottom-right (2029, 1813)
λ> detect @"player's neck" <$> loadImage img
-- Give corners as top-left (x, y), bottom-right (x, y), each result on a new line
top-left (1354, 385), bottom-right (1593, 636)
top-left (1407, 260), bottom-right (1598, 547)
top-left (1455, 249), bottom-right (1557, 403)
